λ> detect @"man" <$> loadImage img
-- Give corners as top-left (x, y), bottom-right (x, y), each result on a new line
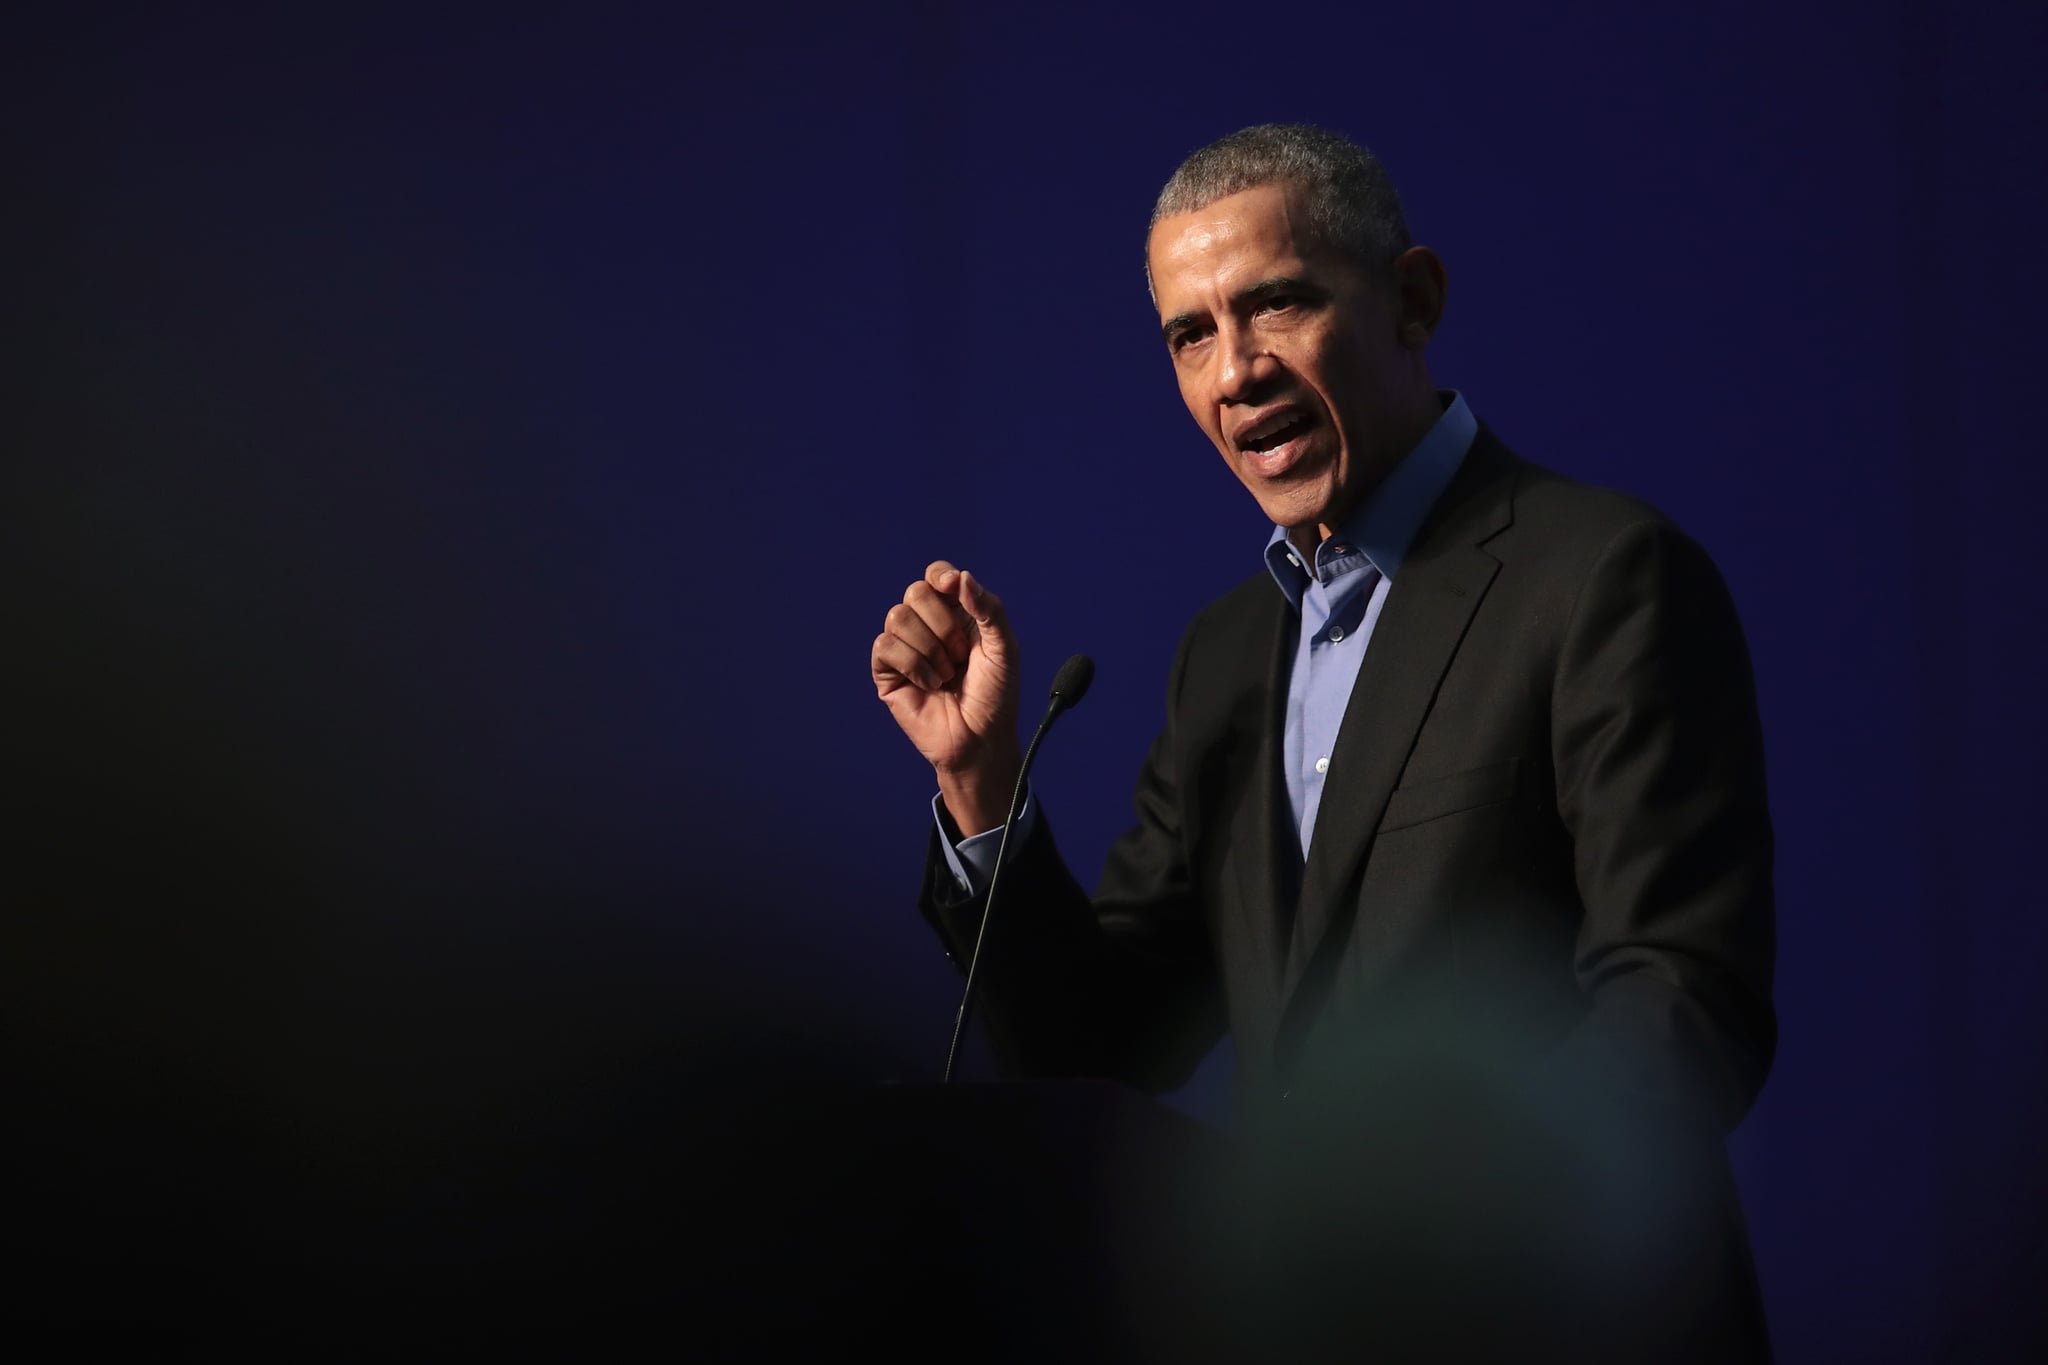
top-left (870, 124), bottom-right (1775, 1361)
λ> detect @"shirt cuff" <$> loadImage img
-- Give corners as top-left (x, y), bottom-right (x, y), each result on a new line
top-left (932, 788), bottom-right (1037, 897)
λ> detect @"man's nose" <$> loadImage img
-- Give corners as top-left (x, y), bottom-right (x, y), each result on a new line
top-left (1216, 326), bottom-right (1270, 402)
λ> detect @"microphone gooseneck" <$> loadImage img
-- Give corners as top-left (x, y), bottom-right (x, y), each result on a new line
top-left (942, 653), bottom-right (1095, 1084)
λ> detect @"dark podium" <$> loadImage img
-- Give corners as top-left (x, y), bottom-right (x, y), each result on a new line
top-left (678, 1079), bottom-right (1245, 1362)
top-left (664, 1069), bottom-right (1775, 1364)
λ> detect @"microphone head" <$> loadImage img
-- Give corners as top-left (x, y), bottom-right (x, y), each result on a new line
top-left (1049, 653), bottom-right (1096, 710)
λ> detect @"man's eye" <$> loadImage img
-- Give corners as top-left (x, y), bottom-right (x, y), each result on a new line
top-left (1257, 295), bottom-right (1294, 314)
top-left (1172, 329), bottom-right (1211, 353)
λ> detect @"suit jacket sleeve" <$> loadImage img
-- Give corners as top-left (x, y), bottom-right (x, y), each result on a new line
top-left (1546, 517), bottom-right (1777, 1132)
top-left (919, 621), bottom-right (1228, 1091)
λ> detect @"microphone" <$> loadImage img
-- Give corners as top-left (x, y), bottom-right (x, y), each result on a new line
top-left (1046, 652), bottom-right (1096, 712)
top-left (942, 653), bottom-right (1096, 1083)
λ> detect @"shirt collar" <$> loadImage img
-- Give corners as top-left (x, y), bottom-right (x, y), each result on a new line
top-left (1263, 390), bottom-right (1478, 609)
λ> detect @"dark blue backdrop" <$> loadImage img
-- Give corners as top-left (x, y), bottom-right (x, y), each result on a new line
top-left (9, 2), bottom-right (2045, 1359)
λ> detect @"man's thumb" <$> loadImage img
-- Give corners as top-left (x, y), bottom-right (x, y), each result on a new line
top-left (959, 571), bottom-right (1012, 655)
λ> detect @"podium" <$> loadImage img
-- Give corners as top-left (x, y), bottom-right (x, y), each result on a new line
top-left (659, 1071), bottom-right (1768, 1365)
top-left (675, 1079), bottom-right (1246, 1362)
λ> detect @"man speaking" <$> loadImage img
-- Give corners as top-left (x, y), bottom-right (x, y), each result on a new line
top-left (870, 124), bottom-right (1775, 1361)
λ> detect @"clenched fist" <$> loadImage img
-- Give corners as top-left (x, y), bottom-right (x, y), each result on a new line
top-left (871, 561), bottom-right (1023, 836)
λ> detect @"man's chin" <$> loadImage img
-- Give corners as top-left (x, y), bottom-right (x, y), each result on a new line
top-left (1249, 484), bottom-right (1336, 536)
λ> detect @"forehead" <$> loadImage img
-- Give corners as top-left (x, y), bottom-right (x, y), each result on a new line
top-left (1147, 183), bottom-right (1318, 309)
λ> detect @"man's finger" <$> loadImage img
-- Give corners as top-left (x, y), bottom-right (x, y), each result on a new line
top-left (882, 601), bottom-right (957, 684)
top-left (923, 561), bottom-right (976, 658)
top-left (872, 632), bottom-right (948, 694)
top-left (903, 581), bottom-right (972, 665)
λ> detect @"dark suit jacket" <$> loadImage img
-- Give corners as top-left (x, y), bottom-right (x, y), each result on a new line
top-left (922, 428), bottom-right (1777, 1359)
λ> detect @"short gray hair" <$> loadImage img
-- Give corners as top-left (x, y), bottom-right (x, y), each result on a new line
top-left (1146, 123), bottom-right (1412, 298)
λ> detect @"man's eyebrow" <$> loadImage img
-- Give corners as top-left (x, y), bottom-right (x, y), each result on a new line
top-left (1161, 276), bottom-right (1322, 342)
top-left (1236, 275), bottom-right (1316, 305)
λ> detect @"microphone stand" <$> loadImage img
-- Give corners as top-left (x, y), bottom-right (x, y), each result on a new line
top-left (942, 654), bottom-right (1093, 1084)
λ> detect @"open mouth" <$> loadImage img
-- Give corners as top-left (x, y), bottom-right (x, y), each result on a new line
top-left (1238, 410), bottom-right (1311, 453)
top-left (1234, 406), bottom-right (1319, 474)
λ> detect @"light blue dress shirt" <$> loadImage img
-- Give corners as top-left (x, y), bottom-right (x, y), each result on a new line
top-left (1263, 391), bottom-right (1476, 856)
top-left (939, 392), bottom-right (1477, 891)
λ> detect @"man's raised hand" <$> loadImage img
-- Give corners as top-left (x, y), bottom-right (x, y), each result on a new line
top-left (871, 561), bottom-right (1023, 836)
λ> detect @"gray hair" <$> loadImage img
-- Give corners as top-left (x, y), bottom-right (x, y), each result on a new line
top-left (1145, 123), bottom-right (1412, 299)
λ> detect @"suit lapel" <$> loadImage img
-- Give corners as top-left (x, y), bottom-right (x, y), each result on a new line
top-left (1278, 437), bottom-right (1519, 1016)
top-left (1226, 588), bottom-right (1299, 1016)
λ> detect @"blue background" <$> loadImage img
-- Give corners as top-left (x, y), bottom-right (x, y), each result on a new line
top-left (9, 2), bottom-right (2046, 1358)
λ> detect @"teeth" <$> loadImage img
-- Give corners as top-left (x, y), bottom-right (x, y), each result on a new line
top-left (1243, 412), bottom-right (1304, 448)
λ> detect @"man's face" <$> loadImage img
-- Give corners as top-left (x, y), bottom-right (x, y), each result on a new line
top-left (1148, 183), bottom-right (1425, 540)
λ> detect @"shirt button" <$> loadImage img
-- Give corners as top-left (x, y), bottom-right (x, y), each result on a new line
top-left (1328, 626), bottom-right (1345, 642)
top-left (1314, 756), bottom-right (1330, 774)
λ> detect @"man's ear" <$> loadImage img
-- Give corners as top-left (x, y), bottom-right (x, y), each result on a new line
top-left (1392, 246), bottom-right (1448, 349)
